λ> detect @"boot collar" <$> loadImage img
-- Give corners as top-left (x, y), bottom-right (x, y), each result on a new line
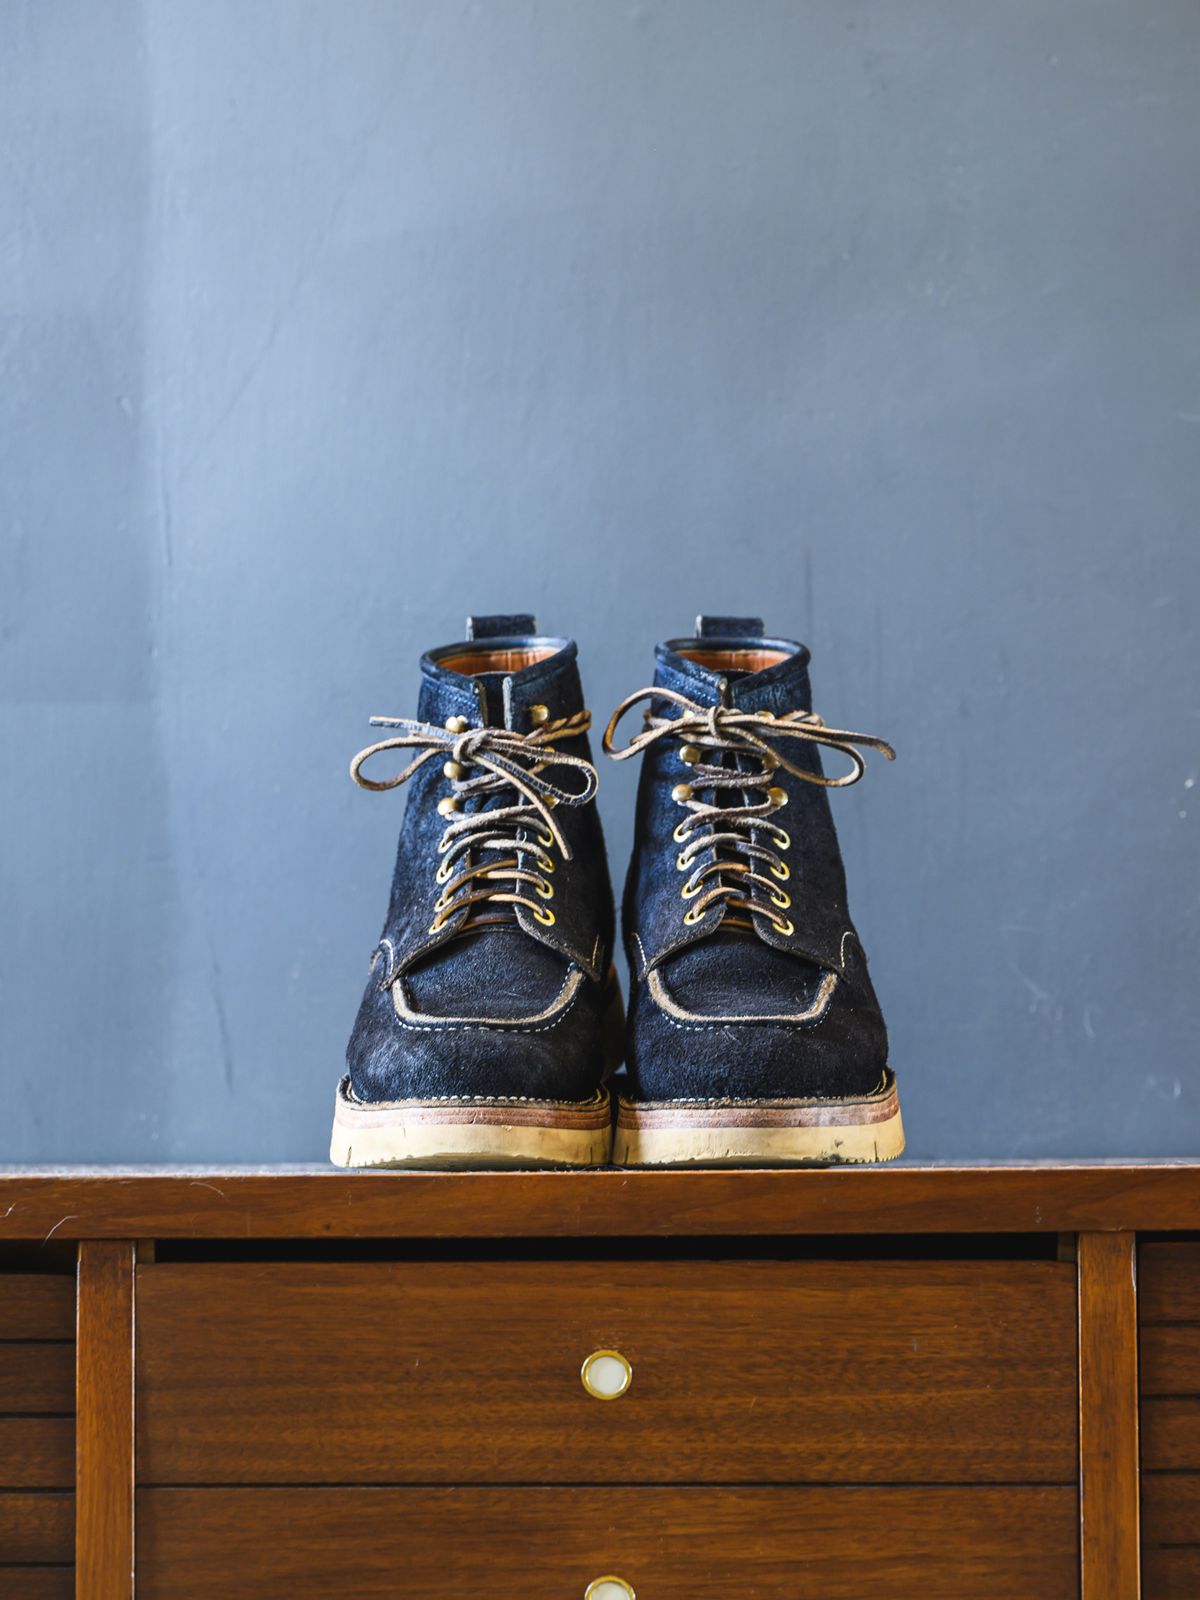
top-left (654, 634), bottom-right (814, 716)
top-left (419, 636), bottom-right (581, 730)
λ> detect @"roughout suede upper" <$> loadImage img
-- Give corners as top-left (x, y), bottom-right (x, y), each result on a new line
top-left (613, 616), bottom-right (890, 1103)
top-left (345, 616), bottom-right (616, 1105)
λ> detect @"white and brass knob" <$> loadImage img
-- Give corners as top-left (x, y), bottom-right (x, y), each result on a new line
top-left (580, 1348), bottom-right (632, 1400)
top-left (585, 1579), bottom-right (636, 1600)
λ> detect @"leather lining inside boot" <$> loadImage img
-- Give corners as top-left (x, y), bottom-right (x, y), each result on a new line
top-left (439, 646), bottom-right (558, 674)
top-left (679, 647), bottom-right (790, 672)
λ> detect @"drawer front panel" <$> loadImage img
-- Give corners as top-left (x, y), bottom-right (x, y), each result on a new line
top-left (1140, 1243), bottom-right (1200, 1472)
top-left (0, 1493), bottom-right (73, 1562)
top-left (1140, 1243), bottom-right (1200, 1323)
top-left (137, 1485), bottom-right (1079, 1600)
top-left (1143, 1477), bottom-right (1200, 1599)
top-left (0, 1277), bottom-right (74, 1342)
top-left (1140, 1240), bottom-right (1200, 1584)
top-left (137, 1259), bottom-right (1077, 1485)
top-left (0, 1418), bottom-right (74, 1489)
top-left (0, 1344), bottom-right (74, 1414)
top-left (0, 1574), bottom-right (74, 1600)
top-left (0, 1274), bottom-right (75, 1595)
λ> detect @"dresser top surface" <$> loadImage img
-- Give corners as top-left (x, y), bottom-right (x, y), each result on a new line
top-left (1, 1160), bottom-right (1198, 1239)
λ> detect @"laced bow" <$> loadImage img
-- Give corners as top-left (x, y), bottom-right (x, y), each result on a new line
top-left (351, 711), bottom-right (597, 934)
top-left (603, 687), bottom-right (894, 935)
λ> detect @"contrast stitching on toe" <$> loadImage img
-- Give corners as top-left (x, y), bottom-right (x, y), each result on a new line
top-left (389, 966), bottom-right (585, 1032)
top-left (341, 1079), bottom-right (609, 1110)
top-left (619, 1074), bottom-right (891, 1108)
top-left (374, 937), bottom-right (399, 985)
top-left (646, 966), bottom-right (838, 1028)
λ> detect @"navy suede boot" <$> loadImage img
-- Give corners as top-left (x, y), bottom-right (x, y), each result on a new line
top-left (331, 614), bottom-right (622, 1168)
top-left (603, 615), bottom-right (903, 1166)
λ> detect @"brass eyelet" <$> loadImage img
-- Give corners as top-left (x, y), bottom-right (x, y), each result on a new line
top-left (671, 783), bottom-right (693, 804)
top-left (444, 715), bottom-right (470, 734)
top-left (676, 852), bottom-right (691, 872)
top-left (672, 821), bottom-right (691, 844)
top-left (771, 915), bottom-right (795, 936)
top-left (533, 905), bottom-right (556, 926)
top-left (770, 860), bottom-right (790, 881)
top-left (535, 850), bottom-right (555, 874)
top-left (680, 743), bottom-right (701, 765)
top-left (536, 830), bottom-right (554, 849)
top-left (772, 827), bottom-right (791, 850)
top-left (529, 703), bottom-right (550, 725)
top-left (680, 879), bottom-right (701, 900)
top-left (770, 889), bottom-right (791, 910)
top-left (536, 880), bottom-right (554, 900)
top-left (442, 759), bottom-right (464, 780)
top-left (436, 796), bottom-right (459, 817)
top-left (435, 859), bottom-right (454, 884)
top-left (767, 785), bottom-right (788, 808)
top-left (682, 905), bottom-right (705, 925)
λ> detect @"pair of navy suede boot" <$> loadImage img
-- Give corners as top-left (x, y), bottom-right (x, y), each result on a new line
top-left (331, 613), bottom-right (904, 1168)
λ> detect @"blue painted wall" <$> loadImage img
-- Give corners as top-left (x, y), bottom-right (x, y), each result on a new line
top-left (2, 0), bottom-right (1197, 1160)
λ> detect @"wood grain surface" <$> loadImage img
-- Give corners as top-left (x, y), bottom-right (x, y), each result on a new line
top-left (1143, 1475), bottom-right (1200, 1598)
top-left (1141, 1323), bottom-right (1200, 1394)
top-left (2, 1164), bottom-right (1199, 1239)
top-left (0, 1492), bottom-right (73, 1562)
top-left (75, 1241), bottom-right (134, 1600)
top-left (0, 1271), bottom-right (75, 1589)
top-left (136, 1257), bottom-right (1077, 1486)
top-left (136, 1484), bottom-right (1079, 1600)
top-left (1140, 1242), bottom-right (1200, 1323)
top-left (1140, 1235), bottom-right (1200, 1582)
top-left (0, 1343), bottom-right (75, 1413)
top-left (0, 1418), bottom-right (74, 1487)
top-left (0, 1276), bottom-right (75, 1339)
top-left (0, 1573), bottom-right (75, 1600)
top-left (1141, 1399), bottom-right (1200, 1469)
top-left (1078, 1231), bottom-right (1140, 1600)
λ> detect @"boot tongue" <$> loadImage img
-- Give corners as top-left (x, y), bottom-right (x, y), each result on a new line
top-left (651, 631), bottom-right (813, 946)
top-left (472, 672), bottom-right (509, 728)
top-left (450, 672), bottom-right (518, 931)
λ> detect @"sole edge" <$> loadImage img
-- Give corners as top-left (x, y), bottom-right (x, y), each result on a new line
top-left (613, 1070), bottom-right (904, 1168)
top-left (329, 1079), bottom-right (614, 1170)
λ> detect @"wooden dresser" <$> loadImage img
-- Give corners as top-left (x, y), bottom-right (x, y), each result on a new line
top-left (1, 1163), bottom-right (1198, 1598)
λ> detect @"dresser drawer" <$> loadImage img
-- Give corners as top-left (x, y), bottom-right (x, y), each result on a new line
top-left (0, 1273), bottom-right (75, 1598)
top-left (137, 1484), bottom-right (1078, 1599)
top-left (1140, 1242), bottom-right (1200, 1592)
top-left (0, 1575), bottom-right (74, 1600)
top-left (136, 1257), bottom-right (1076, 1484)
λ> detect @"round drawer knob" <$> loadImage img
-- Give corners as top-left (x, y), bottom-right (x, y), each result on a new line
top-left (580, 1348), bottom-right (632, 1400)
top-left (585, 1579), bottom-right (636, 1600)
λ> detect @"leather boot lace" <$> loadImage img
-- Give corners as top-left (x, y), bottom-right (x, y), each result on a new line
top-left (351, 710), bottom-right (598, 934)
top-left (604, 687), bottom-right (894, 936)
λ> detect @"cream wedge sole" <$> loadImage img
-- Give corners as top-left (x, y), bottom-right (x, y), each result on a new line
top-left (613, 1069), bottom-right (904, 1168)
top-left (330, 1078), bottom-right (614, 1170)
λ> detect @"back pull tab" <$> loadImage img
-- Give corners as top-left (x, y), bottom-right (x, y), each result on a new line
top-left (695, 615), bottom-right (765, 639)
top-left (467, 613), bottom-right (538, 640)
